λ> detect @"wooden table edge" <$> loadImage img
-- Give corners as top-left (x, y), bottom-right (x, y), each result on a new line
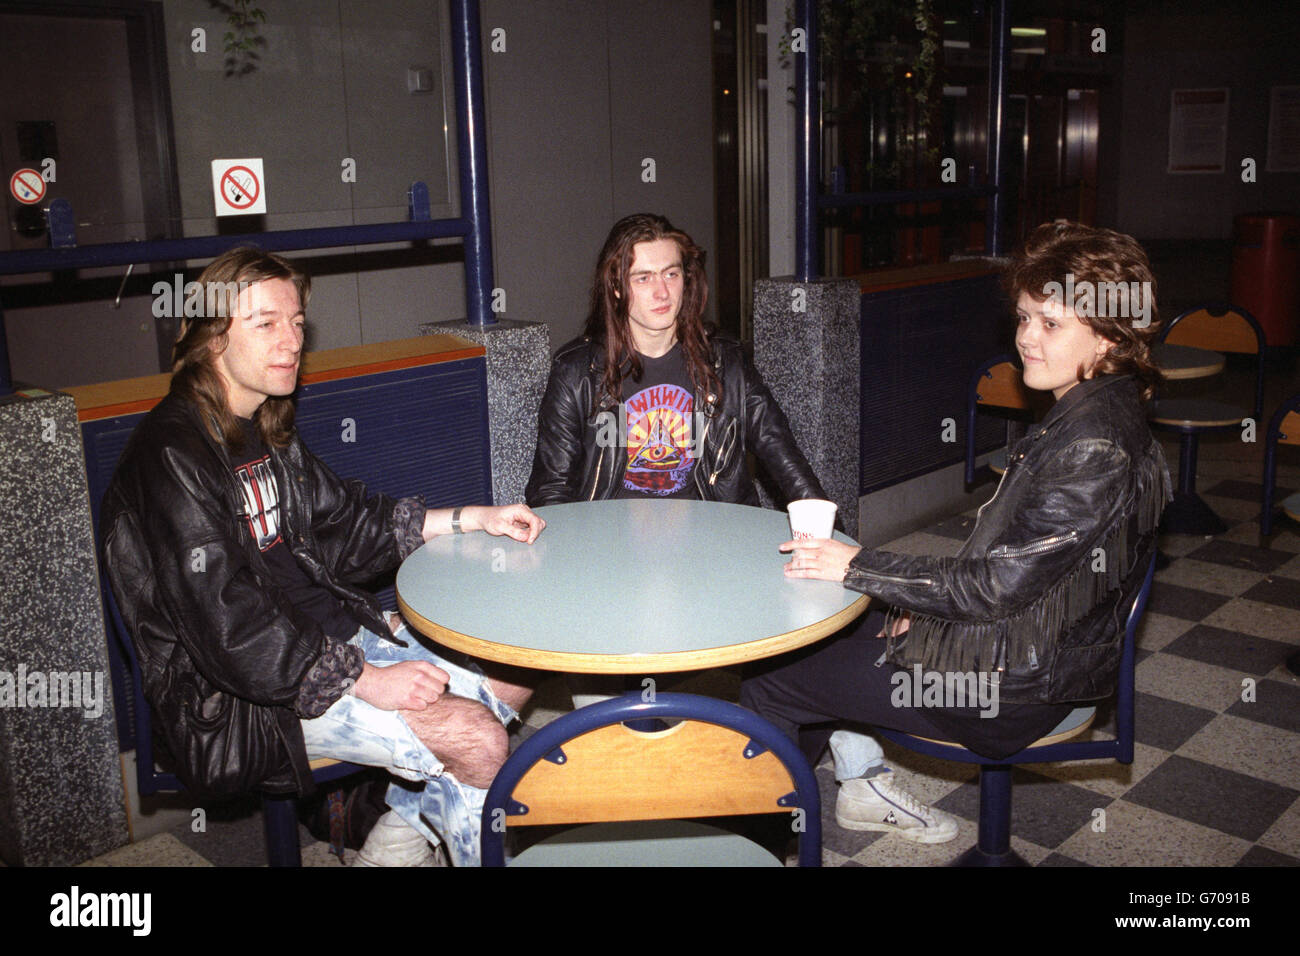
top-left (396, 591), bottom-right (871, 674)
top-left (1159, 359), bottom-right (1225, 381)
top-left (1150, 413), bottom-right (1243, 427)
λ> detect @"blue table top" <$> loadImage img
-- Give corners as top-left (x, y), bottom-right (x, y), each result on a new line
top-left (396, 499), bottom-right (868, 673)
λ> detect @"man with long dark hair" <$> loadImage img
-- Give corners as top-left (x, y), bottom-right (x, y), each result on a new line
top-left (528, 212), bottom-right (822, 505)
top-left (103, 247), bottom-right (544, 866)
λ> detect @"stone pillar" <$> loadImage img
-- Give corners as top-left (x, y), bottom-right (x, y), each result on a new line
top-left (0, 391), bottom-right (128, 865)
top-left (752, 277), bottom-right (861, 539)
top-left (421, 318), bottom-right (550, 506)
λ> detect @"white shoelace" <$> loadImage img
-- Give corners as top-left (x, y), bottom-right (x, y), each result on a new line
top-left (870, 774), bottom-right (937, 823)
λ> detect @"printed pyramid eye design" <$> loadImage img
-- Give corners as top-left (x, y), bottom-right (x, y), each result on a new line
top-left (623, 383), bottom-right (694, 496)
top-left (627, 413), bottom-right (683, 470)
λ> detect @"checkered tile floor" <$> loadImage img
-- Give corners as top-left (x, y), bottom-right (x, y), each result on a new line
top-left (788, 474), bottom-right (1300, 867)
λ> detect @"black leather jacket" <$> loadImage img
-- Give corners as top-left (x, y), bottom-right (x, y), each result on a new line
top-left (526, 334), bottom-right (825, 507)
top-left (101, 393), bottom-right (419, 796)
top-left (847, 374), bottom-right (1171, 704)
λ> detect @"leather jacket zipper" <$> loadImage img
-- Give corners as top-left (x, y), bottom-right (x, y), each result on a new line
top-left (587, 443), bottom-right (606, 500)
top-left (975, 458), bottom-right (1012, 523)
top-left (988, 530), bottom-right (1078, 558)
top-left (692, 417), bottom-right (711, 496)
top-left (708, 419), bottom-right (737, 486)
top-left (858, 570), bottom-right (934, 586)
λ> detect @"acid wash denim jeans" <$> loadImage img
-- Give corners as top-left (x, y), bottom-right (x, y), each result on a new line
top-left (300, 618), bottom-right (517, 867)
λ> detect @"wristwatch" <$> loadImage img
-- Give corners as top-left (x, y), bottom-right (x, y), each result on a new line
top-left (451, 507), bottom-right (464, 534)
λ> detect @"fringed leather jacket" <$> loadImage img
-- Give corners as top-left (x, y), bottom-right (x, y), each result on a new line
top-left (102, 393), bottom-right (424, 797)
top-left (847, 374), bottom-right (1171, 704)
top-left (526, 334), bottom-right (826, 507)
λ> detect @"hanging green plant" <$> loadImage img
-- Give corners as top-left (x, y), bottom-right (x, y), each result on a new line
top-left (838, 0), bottom-right (941, 182)
top-left (784, 0), bottom-right (943, 185)
top-left (208, 0), bottom-right (268, 77)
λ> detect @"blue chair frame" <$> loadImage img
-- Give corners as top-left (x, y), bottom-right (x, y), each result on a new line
top-left (875, 553), bottom-right (1156, 866)
top-left (965, 354), bottom-right (1032, 487)
top-left (1261, 392), bottom-right (1300, 537)
top-left (102, 581), bottom-right (361, 866)
top-left (481, 693), bottom-right (822, 867)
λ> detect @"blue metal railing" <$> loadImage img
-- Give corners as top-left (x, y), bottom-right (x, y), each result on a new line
top-left (984, 0), bottom-right (1009, 257)
top-left (0, 216), bottom-right (473, 276)
top-left (794, 0), bottom-right (1010, 280)
top-left (819, 185), bottom-right (997, 208)
top-left (794, 0), bottom-right (819, 282)
top-left (0, 0), bottom-right (496, 395)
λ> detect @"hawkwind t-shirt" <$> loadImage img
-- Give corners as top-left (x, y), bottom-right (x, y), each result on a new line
top-left (231, 418), bottom-right (362, 641)
top-left (616, 344), bottom-right (699, 499)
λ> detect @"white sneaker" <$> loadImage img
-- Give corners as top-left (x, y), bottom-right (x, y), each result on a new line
top-left (835, 772), bottom-right (959, 844)
top-left (351, 810), bottom-right (445, 867)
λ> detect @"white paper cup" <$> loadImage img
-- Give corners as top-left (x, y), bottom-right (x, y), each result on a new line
top-left (787, 498), bottom-right (837, 540)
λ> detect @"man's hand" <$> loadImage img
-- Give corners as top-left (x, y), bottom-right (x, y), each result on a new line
top-left (779, 537), bottom-right (862, 584)
top-left (352, 660), bottom-right (449, 711)
top-left (422, 503), bottom-right (546, 543)
top-left (476, 503), bottom-right (546, 544)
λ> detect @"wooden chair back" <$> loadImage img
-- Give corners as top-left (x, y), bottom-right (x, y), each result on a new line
top-left (976, 360), bottom-right (1033, 410)
top-left (1277, 411), bottom-right (1300, 448)
top-left (507, 719), bottom-right (795, 827)
top-left (1164, 306), bottom-right (1263, 354)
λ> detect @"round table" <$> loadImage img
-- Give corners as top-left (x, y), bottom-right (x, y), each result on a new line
top-left (396, 499), bottom-right (869, 674)
top-left (1153, 343), bottom-right (1224, 381)
top-left (1150, 344), bottom-right (1230, 534)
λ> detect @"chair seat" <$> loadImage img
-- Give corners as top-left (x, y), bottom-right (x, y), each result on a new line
top-left (1284, 492), bottom-right (1300, 523)
top-left (989, 448), bottom-right (1008, 475)
top-left (509, 819), bottom-right (783, 867)
top-left (1035, 705), bottom-right (1096, 744)
top-left (899, 705), bottom-right (1096, 753)
top-left (1150, 398), bottom-right (1246, 428)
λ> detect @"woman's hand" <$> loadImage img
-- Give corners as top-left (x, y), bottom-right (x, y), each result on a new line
top-left (779, 538), bottom-right (862, 584)
top-left (876, 610), bottom-right (911, 638)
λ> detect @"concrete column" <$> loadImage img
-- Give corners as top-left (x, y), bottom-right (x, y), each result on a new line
top-left (422, 319), bottom-right (551, 506)
top-left (752, 277), bottom-right (861, 539)
top-left (0, 391), bottom-right (128, 865)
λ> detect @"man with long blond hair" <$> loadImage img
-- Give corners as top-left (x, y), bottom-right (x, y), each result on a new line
top-left (103, 246), bottom-right (544, 866)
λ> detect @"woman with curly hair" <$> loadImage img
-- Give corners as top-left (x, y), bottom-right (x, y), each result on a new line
top-left (742, 221), bottom-right (1171, 844)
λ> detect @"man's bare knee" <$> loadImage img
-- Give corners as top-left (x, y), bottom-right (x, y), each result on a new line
top-left (401, 695), bottom-right (507, 789)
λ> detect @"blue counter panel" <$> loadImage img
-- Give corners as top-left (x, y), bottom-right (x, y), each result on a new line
top-left (859, 274), bottom-right (1010, 494)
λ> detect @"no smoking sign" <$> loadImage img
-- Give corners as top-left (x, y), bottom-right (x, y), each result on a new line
top-left (9, 168), bottom-right (46, 205)
top-left (210, 158), bottom-right (267, 216)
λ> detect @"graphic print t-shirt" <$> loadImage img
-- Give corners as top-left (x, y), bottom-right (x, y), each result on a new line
top-left (616, 345), bottom-right (698, 498)
top-left (232, 419), bottom-right (361, 641)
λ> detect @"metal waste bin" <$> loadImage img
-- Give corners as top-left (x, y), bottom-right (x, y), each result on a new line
top-left (1230, 213), bottom-right (1300, 347)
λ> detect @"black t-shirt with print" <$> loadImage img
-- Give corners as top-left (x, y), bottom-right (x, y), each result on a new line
top-left (615, 344), bottom-right (700, 499)
top-left (232, 419), bottom-right (362, 641)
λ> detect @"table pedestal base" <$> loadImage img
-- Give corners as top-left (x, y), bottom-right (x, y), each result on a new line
top-left (954, 844), bottom-right (1030, 867)
top-left (1161, 491), bottom-right (1228, 536)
